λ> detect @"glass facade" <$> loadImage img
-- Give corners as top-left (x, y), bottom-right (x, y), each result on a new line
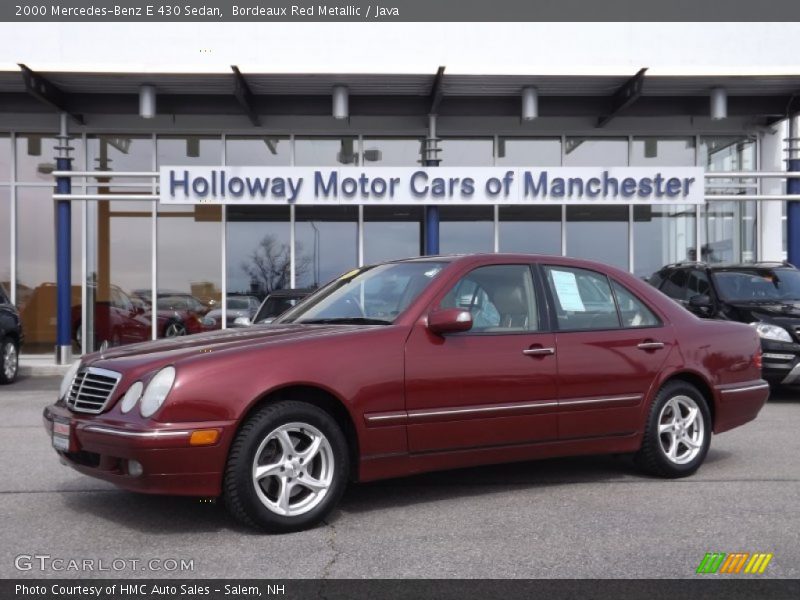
top-left (0, 132), bottom-right (778, 355)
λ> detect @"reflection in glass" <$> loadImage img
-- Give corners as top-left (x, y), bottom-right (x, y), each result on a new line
top-left (0, 188), bottom-right (9, 291)
top-left (566, 205), bottom-right (629, 270)
top-left (499, 206), bottom-right (561, 255)
top-left (157, 135), bottom-right (221, 167)
top-left (16, 134), bottom-right (84, 182)
top-left (631, 137), bottom-right (695, 166)
top-left (85, 200), bottom-right (153, 353)
top-left (0, 135), bottom-right (10, 181)
top-left (15, 188), bottom-right (81, 353)
top-left (364, 206), bottom-right (422, 263)
top-left (295, 137), bottom-right (359, 166)
top-left (87, 136), bottom-right (154, 190)
top-left (633, 205), bottom-right (696, 278)
top-left (226, 136), bottom-right (291, 166)
top-left (440, 206), bottom-right (494, 254)
top-left (295, 206), bottom-right (358, 288)
top-left (439, 139), bottom-right (494, 166)
top-left (564, 138), bottom-right (628, 166)
top-left (156, 203), bottom-right (222, 338)
top-left (496, 138), bottom-right (561, 166)
top-left (226, 206), bottom-right (291, 297)
top-left (362, 137), bottom-right (424, 166)
top-left (701, 136), bottom-right (757, 263)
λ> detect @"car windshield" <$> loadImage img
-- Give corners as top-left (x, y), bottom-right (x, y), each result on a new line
top-left (712, 269), bottom-right (800, 302)
top-left (228, 298), bottom-right (252, 309)
top-left (277, 261), bottom-right (447, 325)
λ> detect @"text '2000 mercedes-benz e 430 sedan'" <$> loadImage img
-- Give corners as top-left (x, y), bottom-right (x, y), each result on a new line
top-left (43, 254), bottom-right (769, 532)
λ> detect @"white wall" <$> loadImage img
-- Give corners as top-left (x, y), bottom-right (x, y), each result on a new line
top-left (1, 23), bottom-right (800, 74)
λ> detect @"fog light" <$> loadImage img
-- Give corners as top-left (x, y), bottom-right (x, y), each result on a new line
top-left (128, 460), bottom-right (144, 477)
top-left (190, 429), bottom-right (220, 446)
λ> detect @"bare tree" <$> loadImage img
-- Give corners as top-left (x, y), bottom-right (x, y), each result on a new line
top-left (241, 234), bottom-right (311, 294)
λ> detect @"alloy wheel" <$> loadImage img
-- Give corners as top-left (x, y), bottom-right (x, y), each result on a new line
top-left (251, 422), bottom-right (334, 517)
top-left (657, 394), bottom-right (705, 465)
top-left (164, 322), bottom-right (187, 337)
top-left (3, 342), bottom-right (17, 380)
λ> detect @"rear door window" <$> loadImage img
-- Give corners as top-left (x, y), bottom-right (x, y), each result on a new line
top-left (543, 266), bottom-right (621, 330)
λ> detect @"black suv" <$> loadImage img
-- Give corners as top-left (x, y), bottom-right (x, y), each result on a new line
top-left (650, 261), bottom-right (800, 385)
top-left (0, 283), bottom-right (22, 384)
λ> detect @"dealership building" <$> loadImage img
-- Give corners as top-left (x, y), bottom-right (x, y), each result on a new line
top-left (1, 22), bottom-right (799, 360)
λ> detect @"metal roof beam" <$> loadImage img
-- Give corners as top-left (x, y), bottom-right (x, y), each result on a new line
top-left (428, 66), bottom-right (446, 115)
top-left (18, 64), bottom-right (83, 125)
top-left (231, 65), bottom-right (261, 126)
top-left (597, 67), bottom-right (647, 128)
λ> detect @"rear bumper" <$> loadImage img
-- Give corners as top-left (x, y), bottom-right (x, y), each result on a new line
top-left (713, 380), bottom-right (770, 434)
top-left (43, 404), bottom-right (235, 496)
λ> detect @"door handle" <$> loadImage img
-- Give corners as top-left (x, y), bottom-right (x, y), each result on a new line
top-left (637, 341), bottom-right (665, 351)
top-left (523, 347), bottom-right (555, 357)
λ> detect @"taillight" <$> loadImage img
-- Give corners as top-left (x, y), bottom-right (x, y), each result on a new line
top-left (753, 348), bottom-right (763, 371)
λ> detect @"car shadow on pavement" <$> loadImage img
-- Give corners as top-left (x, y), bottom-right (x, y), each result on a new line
top-left (767, 386), bottom-right (800, 403)
top-left (59, 450), bottom-right (738, 534)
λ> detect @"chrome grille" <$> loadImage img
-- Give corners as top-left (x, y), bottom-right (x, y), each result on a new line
top-left (66, 367), bottom-right (122, 414)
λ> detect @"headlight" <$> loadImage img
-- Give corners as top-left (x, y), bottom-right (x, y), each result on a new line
top-left (233, 316), bottom-right (251, 327)
top-left (59, 361), bottom-right (81, 400)
top-left (750, 322), bottom-right (792, 343)
top-left (120, 381), bottom-right (143, 414)
top-left (140, 366), bottom-right (176, 418)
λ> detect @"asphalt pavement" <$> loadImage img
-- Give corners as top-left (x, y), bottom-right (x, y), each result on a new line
top-left (1, 375), bottom-right (798, 579)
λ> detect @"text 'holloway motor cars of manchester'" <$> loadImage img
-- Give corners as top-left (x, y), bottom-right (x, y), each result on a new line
top-left (43, 254), bottom-right (769, 532)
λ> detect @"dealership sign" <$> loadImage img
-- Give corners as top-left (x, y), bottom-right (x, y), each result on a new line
top-left (159, 166), bottom-right (704, 205)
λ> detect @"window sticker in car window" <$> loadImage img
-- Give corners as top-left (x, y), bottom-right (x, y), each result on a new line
top-left (551, 270), bottom-right (586, 312)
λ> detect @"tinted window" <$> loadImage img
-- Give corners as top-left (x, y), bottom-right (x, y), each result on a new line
top-left (712, 269), bottom-right (800, 302)
top-left (611, 281), bottom-right (660, 328)
top-left (660, 269), bottom-right (689, 300)
top-left (440, 265), bottom-right (539, 333)
top-left (544, 266), bottom-right (620, 331)
top-left (687, 269), bottom-right (711, 297)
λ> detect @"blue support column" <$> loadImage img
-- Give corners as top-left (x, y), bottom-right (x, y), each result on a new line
top-left (788, 158), bottom-right (800, 266)
top-left (55, 156), bottom-right (72, 363)
top-left (424, 205), bottom-right (440, 255)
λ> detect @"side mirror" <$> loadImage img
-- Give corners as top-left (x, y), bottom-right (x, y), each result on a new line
top-left (688, 294), bottom-right (714, 315)
top-left (427, 308), bottom-right (473, 335)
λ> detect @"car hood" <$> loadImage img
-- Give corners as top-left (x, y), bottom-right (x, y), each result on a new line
top-left (82, 323), bottom-right (383, 372)
top-left (727, 301), bottom-right (800, 320)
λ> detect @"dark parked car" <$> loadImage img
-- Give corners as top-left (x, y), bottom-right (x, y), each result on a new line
top-left (650, 261), bottom-right (800, 385)
top-left (253, 288), bottom-right (313, 324)
top-left (44, 254), bottom-right (767, 532)
top-left (0, 283), bottom-right (22, 384)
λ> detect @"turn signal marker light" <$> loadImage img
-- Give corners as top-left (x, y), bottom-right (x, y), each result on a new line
top-left (189, 429), bottom-right (220, 446)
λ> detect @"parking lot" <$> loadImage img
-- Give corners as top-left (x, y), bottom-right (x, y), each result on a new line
top-left (1, 375), bottom-right (798, 579)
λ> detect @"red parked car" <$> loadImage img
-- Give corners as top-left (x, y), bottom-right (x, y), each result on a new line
top-left (43, 254), bottom-right (768, 532)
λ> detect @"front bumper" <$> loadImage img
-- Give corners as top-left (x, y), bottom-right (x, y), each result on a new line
top-left (760, 340), bottom-right (800, 385)
top-left (42, 403), bottom-right (236, 496)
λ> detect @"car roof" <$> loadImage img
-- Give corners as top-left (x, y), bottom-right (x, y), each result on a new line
top-left (661, 261), bottom-right (796, 271)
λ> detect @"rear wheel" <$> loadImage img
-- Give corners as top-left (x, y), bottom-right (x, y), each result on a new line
top-left (0, 337), bottom-right (19, 384)
top-left (636, 380), bottom-right (711, 478)
top-left (224, 401), bottom-right (349, 533)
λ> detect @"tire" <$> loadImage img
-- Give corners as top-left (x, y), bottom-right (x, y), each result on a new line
top-left (0, 337), bottom-right (19, 384)
top-left (223, 401), bottom-right (349, 533)
top-left (163, 320), bottom-right (187, 338)
top-left (635, 380), bottom-right (711, 478)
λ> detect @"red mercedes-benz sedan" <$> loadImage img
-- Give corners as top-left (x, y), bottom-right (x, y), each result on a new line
top-left (43, 254), bottom-right (769, 532)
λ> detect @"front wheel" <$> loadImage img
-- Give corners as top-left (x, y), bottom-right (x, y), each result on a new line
top-left (223, 401), bottom-right (349, 533)
top-left (0, 337), bottom-right (19, 384)
top-left (635, 380), bottom-right (711, 478)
